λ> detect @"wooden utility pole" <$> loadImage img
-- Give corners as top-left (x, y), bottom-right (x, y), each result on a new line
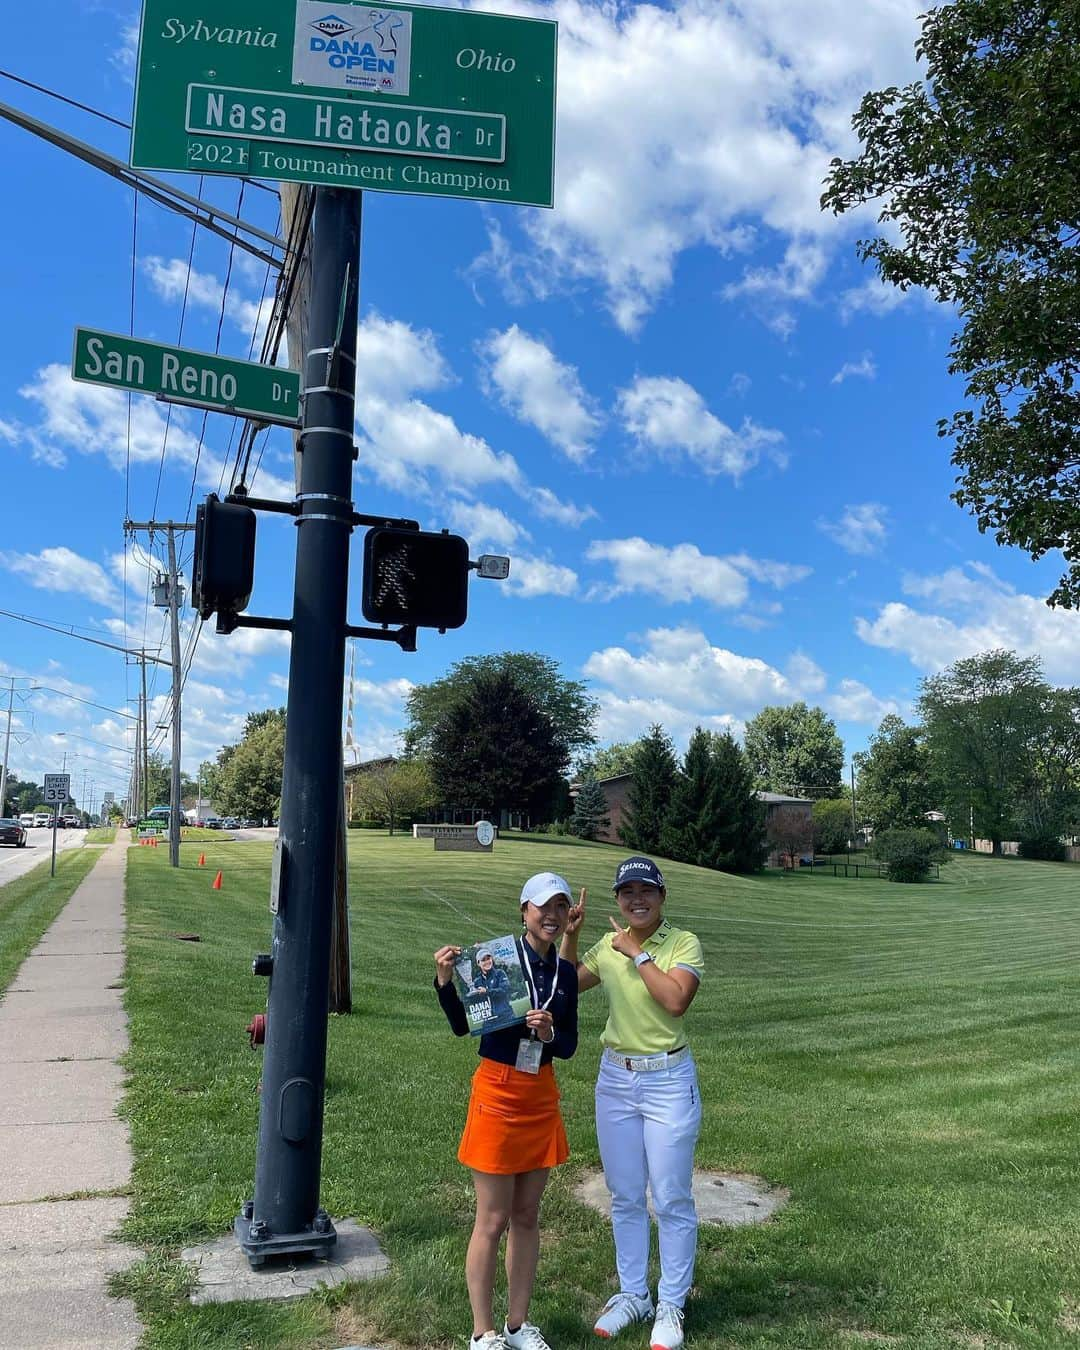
top-left (126, 519), bottom-right (195, 865)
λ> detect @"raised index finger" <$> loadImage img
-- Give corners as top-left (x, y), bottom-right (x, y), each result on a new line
top-left (608, 915), bottom-right (625, 934)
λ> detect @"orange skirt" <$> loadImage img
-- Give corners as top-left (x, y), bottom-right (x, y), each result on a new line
top-left (457, 1057), bottom-right (570, 1175)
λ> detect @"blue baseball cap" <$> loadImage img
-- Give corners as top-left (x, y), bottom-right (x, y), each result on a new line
top-left (612, 856), bottom-right (665, 892)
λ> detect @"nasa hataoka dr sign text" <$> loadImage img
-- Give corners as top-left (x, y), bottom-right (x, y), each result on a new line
top-left (131, 0), bottom-right (556, 207)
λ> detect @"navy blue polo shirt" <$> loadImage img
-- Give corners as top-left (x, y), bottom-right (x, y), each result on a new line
top-left (436, 938), bottom-right (578, 1067)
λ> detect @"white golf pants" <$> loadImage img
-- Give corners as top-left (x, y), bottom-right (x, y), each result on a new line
top-left (595, 1052), bottom-right (702, 1307)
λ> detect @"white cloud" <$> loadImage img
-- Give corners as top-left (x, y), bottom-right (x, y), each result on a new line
top-left (586, 539), bottom-right (809, 608)
top-left (616, 375), bottom-right (784, 480)
top-left (142, 256), bottom-right (279, 351)
top-left (356, 312), bottom-right (454, 403)
top-left (824, 678), bottom-right (903, 724)
top-left (505, 557), bottom-right (579, 599)
top-left (478, 326), bottom-right (600, 461)
top-left (529, 486), bottom-right (596, 528)
top-left (817, 502), bottom-right (889, 556)
top-left (855, 564), bottom-right (1080, 685)
top-left (471, 0), bottom-right (922, 330)
top-left (831, 352), bottom-right (877, 384)
top-left (445, 500), bottom-right (529, 551)
top-left (587, 539), bottom-right (748, 608)
top-left (584, 625), bottom-right (899, 748)
top-left (0, 547), bottom-right (122, 611)
top-left (190, 625), bottom-right (291, 679)
top-left (353, 316), bottom-right (594, 528)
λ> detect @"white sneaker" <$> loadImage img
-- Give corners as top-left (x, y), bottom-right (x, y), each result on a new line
top-left (470, 1334), bottom-right (507, 1349)
top-left (503, 1322), bottom-right (553, 1350)
top-left (650, 1301), bottom-right (685, 1350)
top-left (593, 1291), bottom-right (655, 1338)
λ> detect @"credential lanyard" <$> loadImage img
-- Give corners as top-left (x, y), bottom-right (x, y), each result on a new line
top-left (518, 938), bottom-right (559, 1013)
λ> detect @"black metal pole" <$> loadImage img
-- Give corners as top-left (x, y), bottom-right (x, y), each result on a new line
top-left (236, 185), bottom-right (361, 1265)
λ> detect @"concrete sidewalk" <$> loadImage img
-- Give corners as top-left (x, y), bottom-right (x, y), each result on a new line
top-left (0, 836), bottom-right (142, 1350)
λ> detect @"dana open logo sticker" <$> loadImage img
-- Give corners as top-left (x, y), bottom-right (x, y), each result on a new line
top-left (292, 1), bottom-right (413, 95)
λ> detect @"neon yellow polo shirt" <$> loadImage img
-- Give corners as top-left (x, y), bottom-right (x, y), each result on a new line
top-left (582, 919), bottom-right (704, 1055)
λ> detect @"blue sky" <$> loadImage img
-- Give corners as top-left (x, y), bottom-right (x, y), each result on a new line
top-left (2, 0), bottom-right (1079, 812)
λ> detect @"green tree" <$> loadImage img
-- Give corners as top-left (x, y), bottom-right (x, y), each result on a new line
top-left (353, 759), bottom-right (436, 835)
top-left (872, 827), bottom-right (944, 883)
top-left (405, 653), bottom-right (596, 763)
top-left (429, 669), bottom-right (568, 825)
top-left (143, 752), bottom-right (171, 809)
top-left (918, 650), bottom-right (1046, 855)
top-left (822, 0), bottom-right (1080, 607)
top-left (578, 740), bottom-right (641, 780)
top-left (812, 795), bottom-right (853, 855)
top-left (857, 715), bottom-right (938, 832)
top-left (570, 771), bottom-right (610, 841)
top-left (216, 709), bottom-right (286, 820)
top-left (619, 724), bottom-right (678, 854)
top-left (2, 774), bottom-right (41, 816)
top-left (743, 703), bottom-right (844, 795)
top-left (663, 729), bottom-right (766, 873)
top-left (660, 728), bottom-right (717, 865)
top-left (1014, 685), bottom-right (1080, 850)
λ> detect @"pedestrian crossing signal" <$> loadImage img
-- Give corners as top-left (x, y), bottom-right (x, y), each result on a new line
top-left (361, 527), bottom-right (469, 629)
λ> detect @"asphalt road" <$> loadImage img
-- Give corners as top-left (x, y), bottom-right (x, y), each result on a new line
top-left (0, 828), bottom-right (85, 886)
top-left (227, 826), bottom-right (279, 843)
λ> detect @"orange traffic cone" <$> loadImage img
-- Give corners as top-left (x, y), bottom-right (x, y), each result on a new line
top-left (212, 870), bottom-right (223, 890)
top-left (198, 853), bottom-right (206, 867)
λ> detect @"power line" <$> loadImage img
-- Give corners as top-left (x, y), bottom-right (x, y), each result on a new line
top-left (0, 67), bottom-right (129, 129)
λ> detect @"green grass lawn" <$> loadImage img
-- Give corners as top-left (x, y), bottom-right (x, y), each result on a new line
top-left (86, 825), bottom-right (117, 843)
top-left (118, 836), bottom-right (1080, 1349)
top-left (0, 846), bottom-right (100, 993)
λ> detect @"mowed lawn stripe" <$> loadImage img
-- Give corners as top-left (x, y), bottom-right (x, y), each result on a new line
top-left (120, 837), bottom-right (1080, 1348)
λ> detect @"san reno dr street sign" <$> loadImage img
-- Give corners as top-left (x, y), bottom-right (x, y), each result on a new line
top-left (131, 0), bottom-right (557, 207)
top-left (72, 327), bottom-right (301, 426)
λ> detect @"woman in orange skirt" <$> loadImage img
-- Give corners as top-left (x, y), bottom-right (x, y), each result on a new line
top-left (435, 871), bottom-right (580, 1350)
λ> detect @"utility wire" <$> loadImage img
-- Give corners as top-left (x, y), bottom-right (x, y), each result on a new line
top-left (0, 68), bottom-right (129, 129)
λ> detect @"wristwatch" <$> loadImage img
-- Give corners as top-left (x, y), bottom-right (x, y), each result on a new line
top-left (632, 951), bottom-right (654, 968)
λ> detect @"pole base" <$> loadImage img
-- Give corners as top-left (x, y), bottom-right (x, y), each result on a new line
top-left (234, 1208), bottom-right (338, 1269)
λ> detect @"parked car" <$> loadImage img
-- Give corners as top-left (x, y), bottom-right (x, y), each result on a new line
top-left (221, 817), bottom-right (240, 830)
top-left (19, 813), bottom-right (34, 828)
top-left (33, 812), bottom-right (50, 827)
top-left (0, 818), bottom-right (27, 848)
top-left (205, 817), bottom-right (223, 829)
top-left (241, 819), bottom-right (260, 829)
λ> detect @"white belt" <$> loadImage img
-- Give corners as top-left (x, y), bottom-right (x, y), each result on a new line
top-left (603, 1045), bottom-right (690, 1073)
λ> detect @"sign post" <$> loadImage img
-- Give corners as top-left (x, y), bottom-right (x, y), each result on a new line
top-left (72, 328), bottom-right (301, 426)
top-left (43, 774), bottom-right (70, 878)
top-left (131, 0), bottom-right (556, 207)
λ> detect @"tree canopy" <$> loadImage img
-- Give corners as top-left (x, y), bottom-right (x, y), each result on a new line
top-left (917, 650), bottom-right (1048, 853)
top-left (404, 652), bottom-right (597, 762)
top-left (212, 708), bottom-right (286, 819)
top-left (428, 668), bottom-right (569, 824)
top-left (662, 729), bottom-right (766, 873)
top-left (822, 0), bottom-right (1080, 606)
top-left (856, 715), bottom-right (938, 833)
top-left (353, 759), bottom-right (436, 834)
top-left (743, 703), bottom-right (844, 796)
top-left (618, 724), bottom-right (678, 854)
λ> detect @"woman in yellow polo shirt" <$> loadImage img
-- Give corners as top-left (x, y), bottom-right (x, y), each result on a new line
top-left (561, 855), bottom-right (703, 1350)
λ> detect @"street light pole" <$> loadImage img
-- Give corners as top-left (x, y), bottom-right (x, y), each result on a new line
top-left (167, 528), bottom-right (183, 868)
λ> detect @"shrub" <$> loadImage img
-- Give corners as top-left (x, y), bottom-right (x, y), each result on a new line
top-left (871, 827), bottom-right (943, 883)
top-left (1018, 834), bottom-right (1068, 862)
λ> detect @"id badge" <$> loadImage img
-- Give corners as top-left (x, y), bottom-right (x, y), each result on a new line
top-left (515, 1036), bottom-right (543, 1075)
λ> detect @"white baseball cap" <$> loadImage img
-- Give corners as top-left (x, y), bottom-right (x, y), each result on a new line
top-left (520, 871), bottom-right (573, 907)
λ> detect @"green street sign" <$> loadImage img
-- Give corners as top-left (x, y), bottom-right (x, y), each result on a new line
top-left (131, 0), bottom-right (557, 208)
top-left (72, 327), bottom-right (301, 426)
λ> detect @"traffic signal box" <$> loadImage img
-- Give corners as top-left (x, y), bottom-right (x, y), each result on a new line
top-left (361, 527), bottom-right (469, 629)
top-left (192, 494), bottom-right (256, 621)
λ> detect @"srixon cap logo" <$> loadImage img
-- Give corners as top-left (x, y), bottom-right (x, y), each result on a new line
top-left (616, 858), bottom-right (665, 888)
top-left (310, 13), bottom-right (355, 38)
